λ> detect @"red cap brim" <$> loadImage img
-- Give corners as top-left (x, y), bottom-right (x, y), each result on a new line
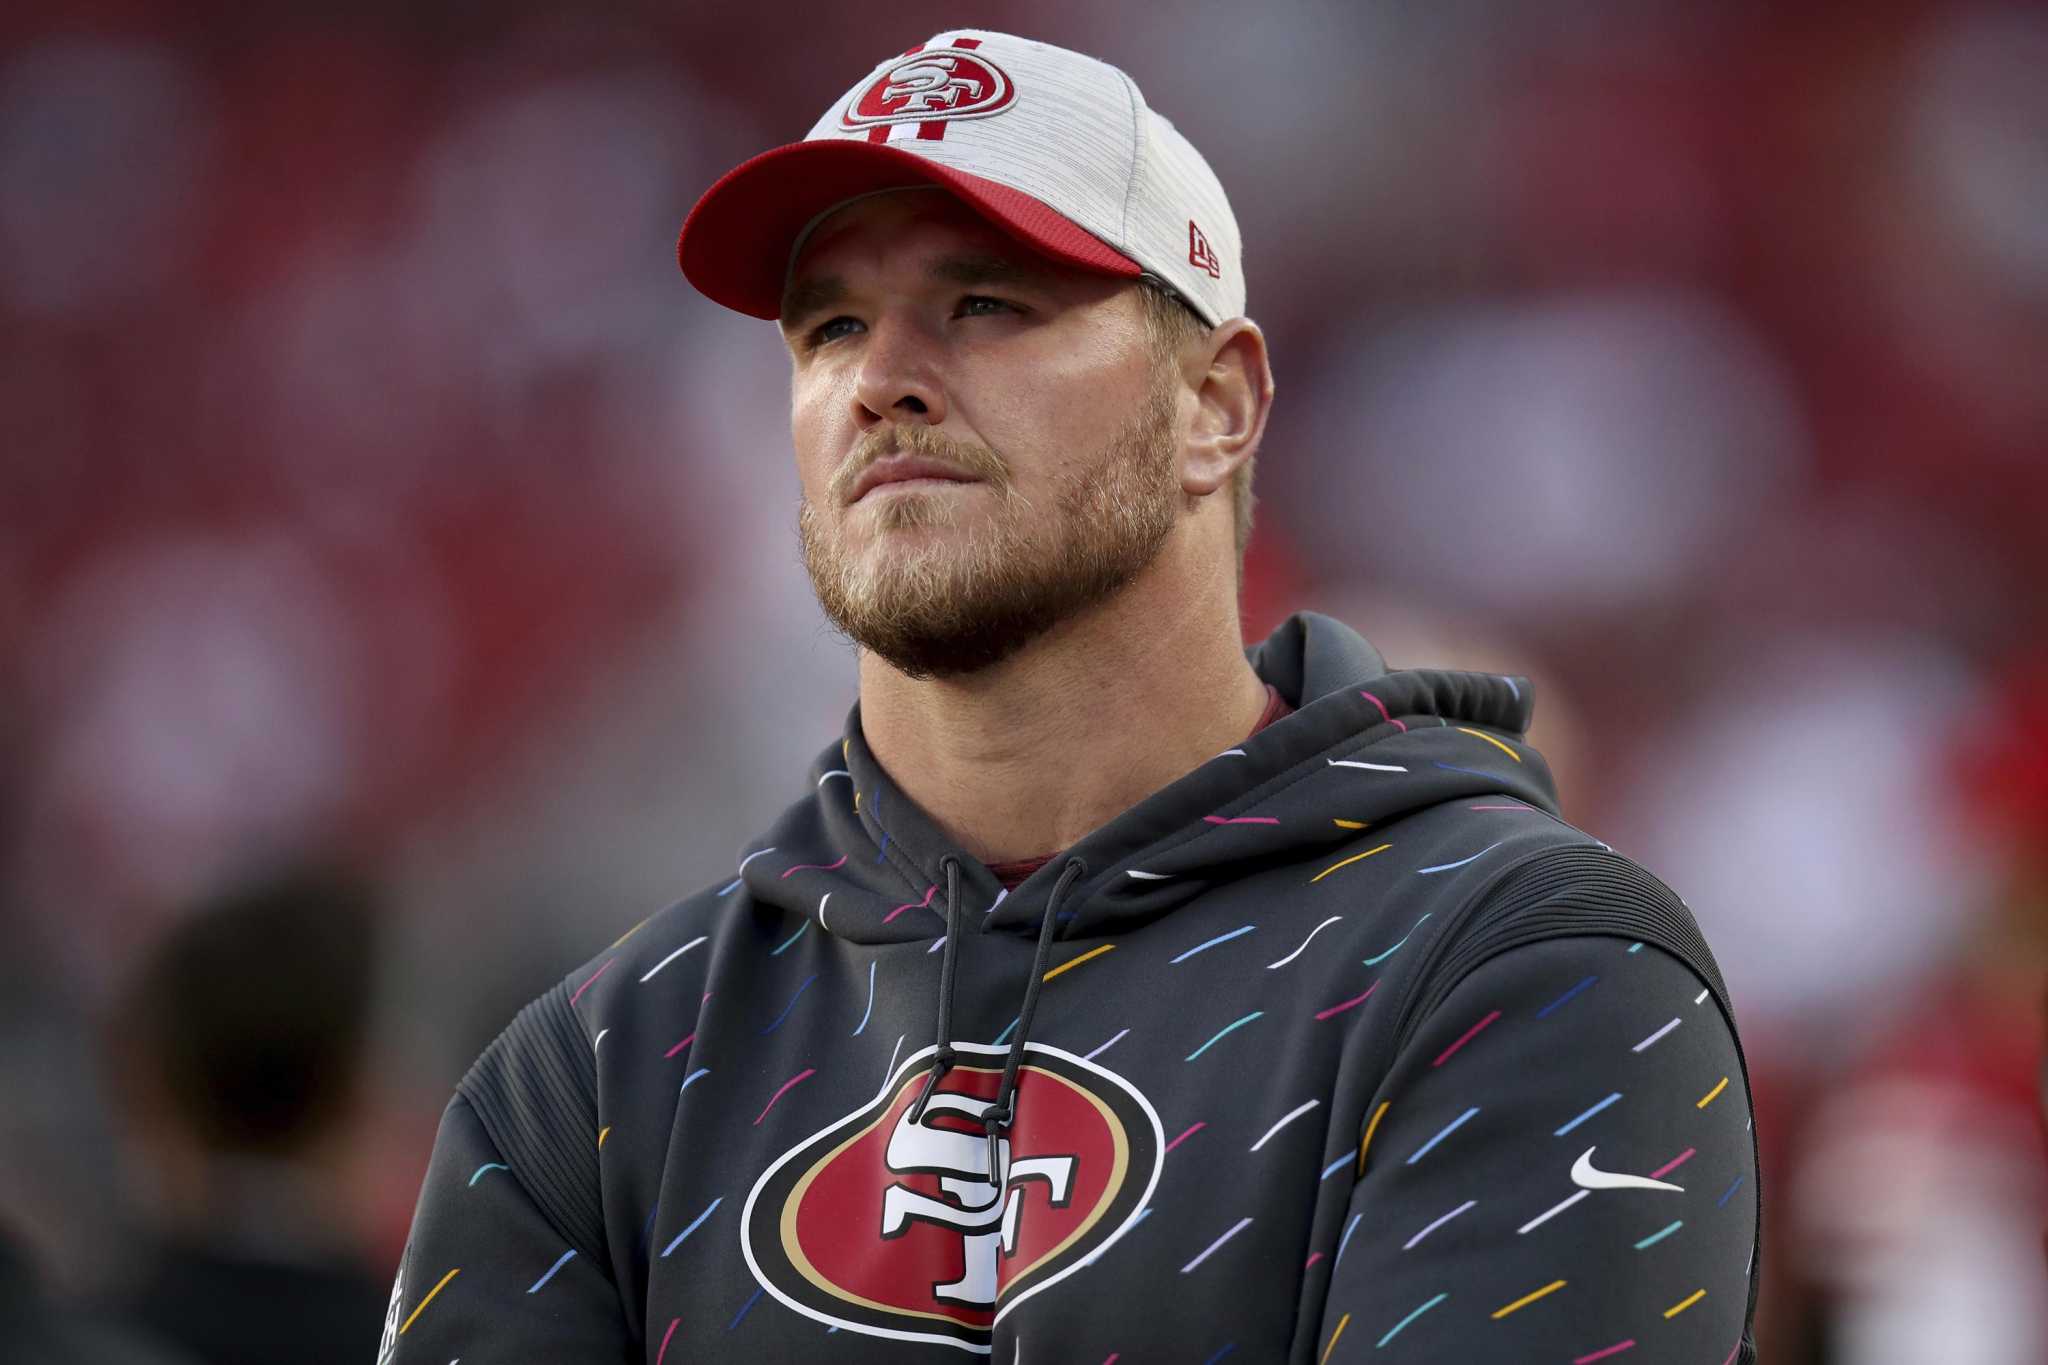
top-left (677, 140), bottom-right (1141, 320)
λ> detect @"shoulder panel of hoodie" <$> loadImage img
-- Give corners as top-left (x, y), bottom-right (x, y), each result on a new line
top-left (1376, 837), bottom-right (1764, 1354)
top-left (454, 980), bottom-right (608, 1270)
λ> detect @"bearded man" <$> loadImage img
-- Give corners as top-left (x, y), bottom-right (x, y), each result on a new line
top-left (385, 31), bottom-right (1759, 1364)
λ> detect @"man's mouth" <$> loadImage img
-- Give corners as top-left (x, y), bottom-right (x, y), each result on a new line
top-left (846, 455), bottom-right (983, 505)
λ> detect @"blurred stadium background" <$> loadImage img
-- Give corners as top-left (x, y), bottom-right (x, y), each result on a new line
top-left (2, 1), bottom-right (2044, 1360)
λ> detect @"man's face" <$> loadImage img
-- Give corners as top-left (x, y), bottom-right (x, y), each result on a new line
top-left (781, 191), bottom-right (1184, 681)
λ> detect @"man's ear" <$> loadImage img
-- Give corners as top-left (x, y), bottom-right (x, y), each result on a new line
top-left (1179, 319), bottom-right (1274, 497)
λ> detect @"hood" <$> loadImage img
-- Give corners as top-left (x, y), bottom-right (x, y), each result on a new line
top-left (739, 611), bottom-right (1559, 946)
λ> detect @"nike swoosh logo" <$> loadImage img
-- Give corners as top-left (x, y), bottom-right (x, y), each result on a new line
top-left (1571, 1147), bottom-right (1685, 1193)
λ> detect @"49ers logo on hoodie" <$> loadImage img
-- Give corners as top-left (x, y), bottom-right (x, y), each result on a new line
top-left (741, 1041), bottom-right (1163, 1353)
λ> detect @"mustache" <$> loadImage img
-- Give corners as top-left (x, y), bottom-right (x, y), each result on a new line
top-left (827, 423), bottom-right (1014, 505)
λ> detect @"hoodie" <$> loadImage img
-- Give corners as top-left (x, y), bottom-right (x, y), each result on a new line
top-left (382, 613), bottom-right (1760, 1363)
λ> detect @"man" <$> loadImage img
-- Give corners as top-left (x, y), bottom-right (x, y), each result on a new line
top-left (107, 871), bottom-right (390, 1365)
top-left (386, 31), bottom-right (1759, 1363)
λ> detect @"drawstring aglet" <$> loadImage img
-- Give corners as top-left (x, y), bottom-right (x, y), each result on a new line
top-left (908, 1052), bottom-right (953, 1124)
top-left (980, 1104), bottom-right (1012, 1183)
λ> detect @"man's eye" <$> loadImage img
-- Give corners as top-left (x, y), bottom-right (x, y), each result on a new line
top-left (808, 316), bottom-right (862, 347)
top-left (957, 295), bottom-right (1017, 317)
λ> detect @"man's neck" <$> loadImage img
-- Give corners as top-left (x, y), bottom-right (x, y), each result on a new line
top-left (857, 544), bottom-right (1270, 866)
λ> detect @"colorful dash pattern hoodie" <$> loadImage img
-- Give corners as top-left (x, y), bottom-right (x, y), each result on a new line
top-left (382, 613), bottom-right (1760, 1363)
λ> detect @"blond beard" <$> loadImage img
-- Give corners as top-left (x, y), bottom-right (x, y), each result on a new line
top-left (798, 378), bottom-right (1182, 681)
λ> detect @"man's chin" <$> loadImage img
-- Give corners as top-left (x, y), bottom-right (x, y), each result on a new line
top-left (809, 549), bottom-right (1066, 677)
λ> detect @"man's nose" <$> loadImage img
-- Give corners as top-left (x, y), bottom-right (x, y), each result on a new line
top-left (852, 314), bottom-right (948, 428)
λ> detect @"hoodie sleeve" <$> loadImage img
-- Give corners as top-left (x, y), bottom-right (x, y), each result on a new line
top-left (379, 1094), bottom-right (636, 1365)
top-left (1309, 936), bottom-right (1758, 1364)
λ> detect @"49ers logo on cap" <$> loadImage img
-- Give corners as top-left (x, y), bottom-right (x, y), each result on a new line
top-left (741, 1041), bottom-right (1162, 1353)
top-left (841, 39), bottom-right (1016, 137)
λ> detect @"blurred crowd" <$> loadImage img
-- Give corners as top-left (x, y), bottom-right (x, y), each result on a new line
top-left (2, 1), bottom-right (2043, 1360)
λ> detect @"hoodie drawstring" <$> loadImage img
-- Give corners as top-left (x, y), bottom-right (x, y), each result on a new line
top-left (907, 856), bottom-right (1088, 1181)
top-left (981, 857), bottom-right (1084, 1176)
top-left (908, 855), bottom-right (966, 1125)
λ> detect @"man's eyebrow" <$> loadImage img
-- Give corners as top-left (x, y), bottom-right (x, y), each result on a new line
top-left (926, 252), bottom-right (1055, 291)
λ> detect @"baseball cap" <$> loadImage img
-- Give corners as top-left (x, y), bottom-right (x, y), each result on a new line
top-left (677, 30), bottom-right (1244, 327)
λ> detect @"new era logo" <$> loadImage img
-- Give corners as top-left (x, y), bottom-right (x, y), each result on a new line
top-left (1187, 220), bottom-right (1221, 279)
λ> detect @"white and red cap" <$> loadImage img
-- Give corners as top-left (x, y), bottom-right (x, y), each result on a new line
top-left (677, 30), bottom-right (1244, 327)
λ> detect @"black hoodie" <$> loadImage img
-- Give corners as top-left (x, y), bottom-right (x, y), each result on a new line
top-left (382, 613), bottom-right (1759, 1363)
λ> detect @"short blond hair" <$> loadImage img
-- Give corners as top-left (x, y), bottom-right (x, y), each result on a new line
top-left (1136, 280), bottom-right (1256, 570)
